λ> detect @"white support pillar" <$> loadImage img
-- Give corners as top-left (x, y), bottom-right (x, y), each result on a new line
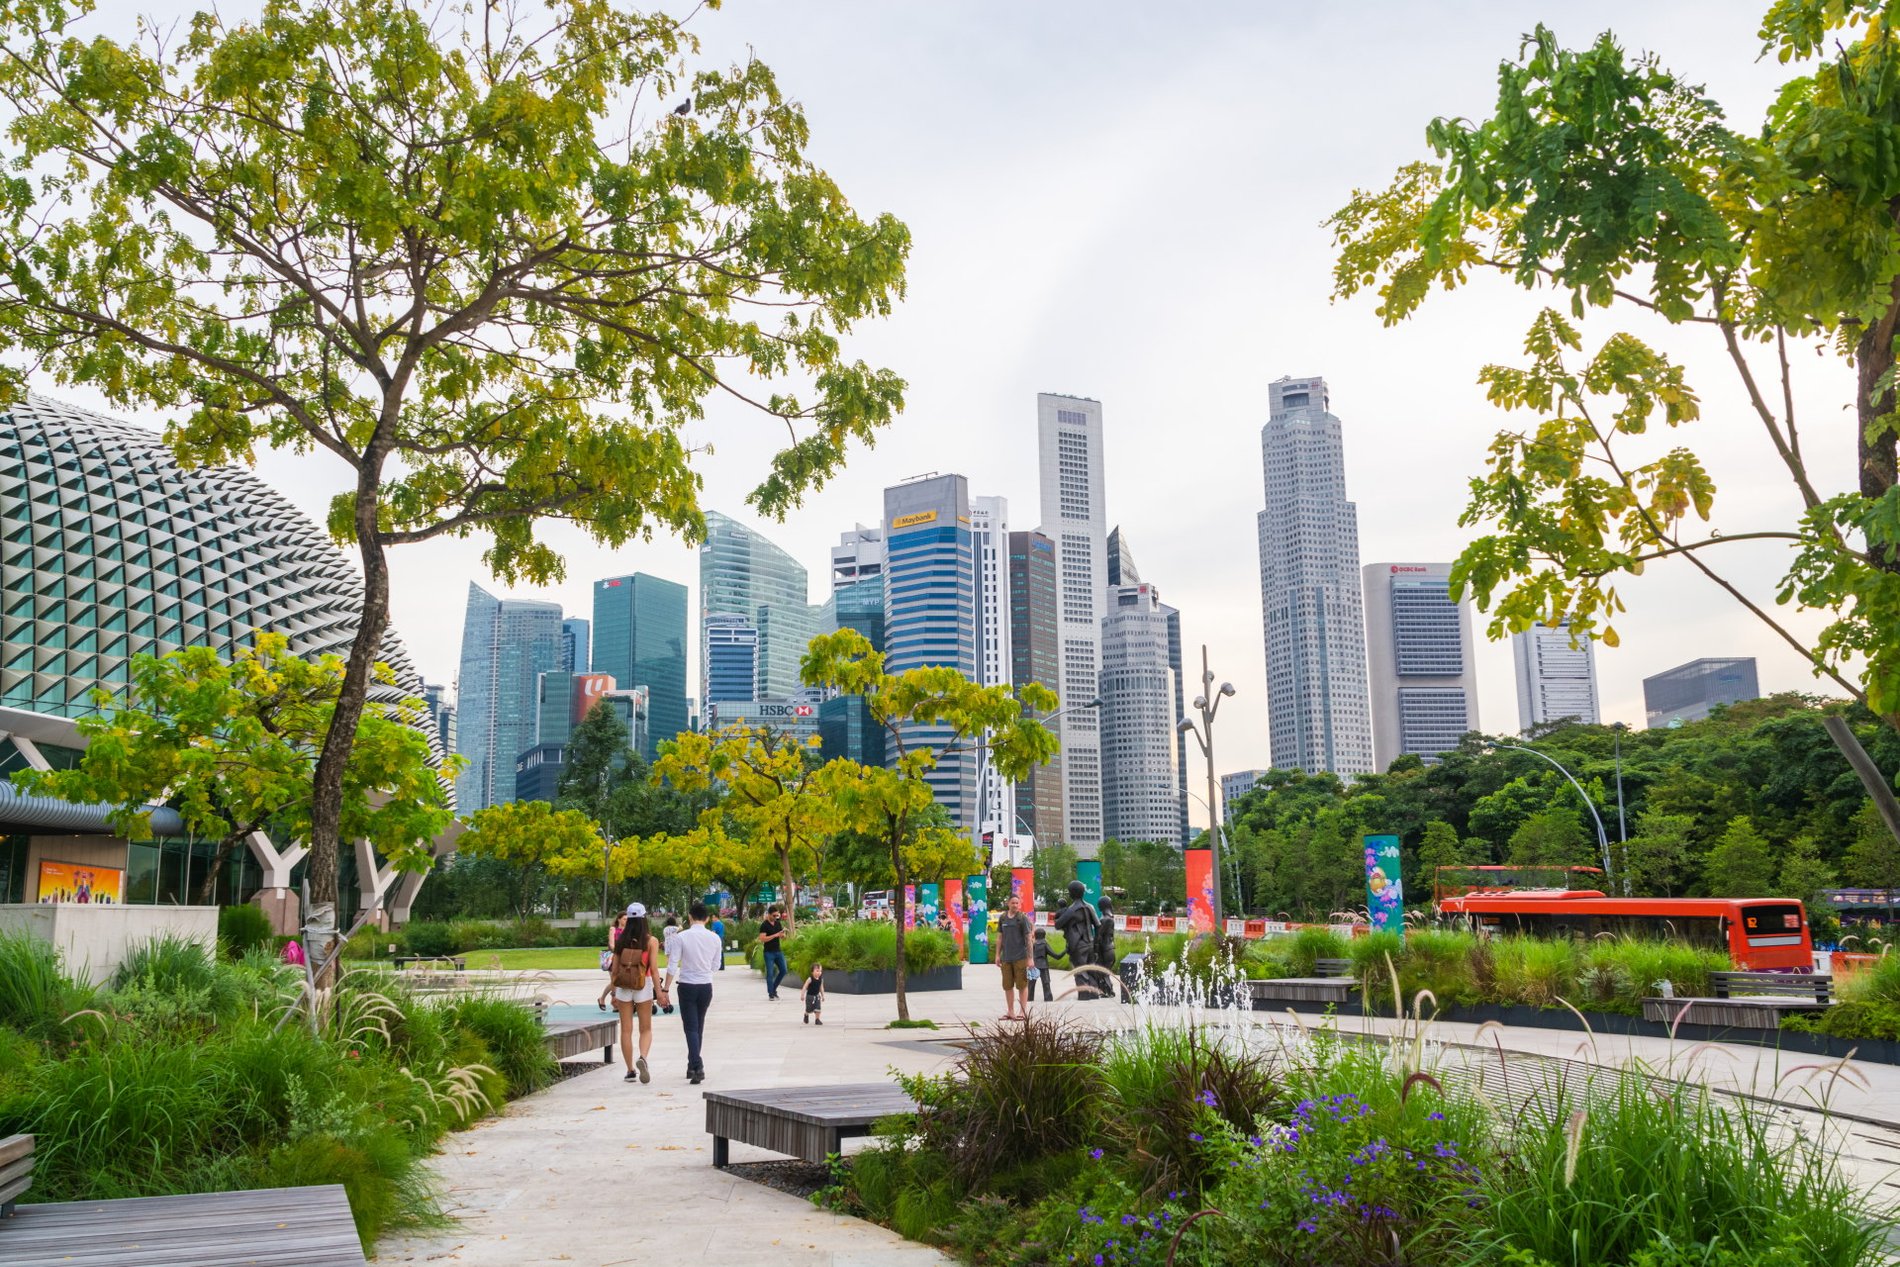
top-left (354, 837), bottom-right (401, 929)
top-left (6, 735), bottom-right (51, 771)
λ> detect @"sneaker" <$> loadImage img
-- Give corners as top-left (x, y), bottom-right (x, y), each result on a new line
top-left (814, 1016), bottom-right (823, 1026)
top-left (803, 1013), bottom-right (809, 1025)
top-left (624, 1071), bottom-right (638, 1082)
top-left (636, 1057), bottom-right (650, 1084)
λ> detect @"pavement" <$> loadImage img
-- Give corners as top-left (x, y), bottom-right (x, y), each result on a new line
top-left (375, 962), bottom-right (1900, 1266)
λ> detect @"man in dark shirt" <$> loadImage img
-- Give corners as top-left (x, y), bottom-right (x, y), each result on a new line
top-left (758, 905), bottom-right (788, 1000)
top-left (996, 894), bottom-right (1033, 1020)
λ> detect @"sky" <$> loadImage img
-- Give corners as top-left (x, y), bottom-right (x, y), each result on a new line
top-left (40, 1), bottom-right (1859, 826)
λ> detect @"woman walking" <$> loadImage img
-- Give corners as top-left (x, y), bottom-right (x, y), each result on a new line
top-left (607, 903), bottom-right (666, 1083)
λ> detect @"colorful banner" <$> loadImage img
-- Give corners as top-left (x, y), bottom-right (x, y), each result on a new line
top-left (903, 883), bottom-right (916, 929)
top-left (917, 882), bottom-right (941, 928)
top-left (1185, 848), bottom-right (1214, 933)
top-left (944, 878), bottom-right (966, 954)
top-left (1011, 867), bottom-right (1034, 912)
top-left (966, 873), bottom-right (990, 964)
top-left (37, 860), bottom-right (122, 905)
top-left (1365, 834), bottom-right (1404, 937)
top-left (1076, 859), bottom-right (1103, 908)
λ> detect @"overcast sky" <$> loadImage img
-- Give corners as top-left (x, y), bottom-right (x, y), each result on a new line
top-left (45, 2), bottom-right (1857, 824)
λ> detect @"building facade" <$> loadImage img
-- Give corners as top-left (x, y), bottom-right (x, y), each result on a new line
top-left (1007, 530), bottom-right (1063, 847)
top-left (1099, 582), bottom-right (1181, 845)
top-left (1037, 393), bottom-right (1108, 850)
top-left (456, 583), bottom-right (564, 810)
top-left (1256, 376), bottom-right (1374, 777)
top-left (884, 474), bottom-right (977, 828)
top-left (700, 510), bottom-right (813, 704)
top-left (591, 572), bottom-right (688, 759)
top-left (422, 683), bottom-right (456, 759)
top-left (703, 695), bottom-right (823, 747)
top-left (1221, 769), bottom-right (1270, 821)
top-left (1106, 525), bottom-right (1140, 586)
top-left (831, 524), bottom-right (885, 587)
top-left (1362, 562), bottom-right (1479, 770)
top-left (1513, 618), bottom-right (1601, 731)
top-left (560, 617), bottom-right (590, 676)
top-left (970, 495), bottom-right (1014, 843)
top-left (1644, 657), bottom-right (1760, 728)
top-left (704, 615), bottom-right (759, 705)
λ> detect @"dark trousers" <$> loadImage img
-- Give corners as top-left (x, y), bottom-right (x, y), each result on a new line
top-left (677, 981), bottom-right (712, 1072)
top-left (1038, 968), bottom-right (1053, 1002)
top-left (764, 949), bottom-right (788, 998)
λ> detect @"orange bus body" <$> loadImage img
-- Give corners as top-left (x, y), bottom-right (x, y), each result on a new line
top-left (1436, 892), bottom-right (1814, 972)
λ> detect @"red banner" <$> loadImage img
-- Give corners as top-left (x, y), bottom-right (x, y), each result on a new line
top-left (1185, 848), bottom-right (1215, 933)
top-left (1011, 867), bottom-right (1034, 912)
top-left (944, 878), bottom-right (966, 953)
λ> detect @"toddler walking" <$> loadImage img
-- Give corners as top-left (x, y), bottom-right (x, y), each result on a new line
top-left (801, 962), bottom-right (826, 1025)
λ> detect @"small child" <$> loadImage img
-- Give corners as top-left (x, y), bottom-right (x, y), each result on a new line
top-left (801, 962), bottom-right (826, 1025)
top-left (1032, 928), bottom-right (1065, 1003)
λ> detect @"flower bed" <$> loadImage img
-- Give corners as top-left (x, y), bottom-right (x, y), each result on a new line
top-left (821, 1015), bottom-right (1890, 1265)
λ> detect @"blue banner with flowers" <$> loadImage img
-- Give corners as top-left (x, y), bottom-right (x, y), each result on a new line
top-left (1364, 834), bottom-right (1403, 938)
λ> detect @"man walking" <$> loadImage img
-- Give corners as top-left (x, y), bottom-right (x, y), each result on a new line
top-left (996, 894), bottom-right (1033, 1021)
top-left (758, 904), bottom-right (789, 1000)
top-left (666, 902), bottom-right (723, 1084)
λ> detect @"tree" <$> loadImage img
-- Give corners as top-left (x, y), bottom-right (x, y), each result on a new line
top-left (652, 727), bottom-right (834, 928)
top-left (1778, 834), bottom-right (1838, 915)
top-left (456, 800), bottom-right (616, 917)
top-left (1845, 801), bottom-right (1900, 888)
top-left (1417, 821), bottom-right (1467, 892)
top-left (0, 0), bottom-right (910, 926)
top-left (1621, 811), bottom-right (1698, 898)
top-left (1704, 815), bottom-right (1777, 898)
top-left (803, 628), bottom-right (1056, 1019)
top-left (1031, 840), bottom-right (1081, 907)
top-left (1508, 808), bottom-right (1591, 868)
top-left (1329, 6), bottom-right (1900, 849)
top-left (11, 635), bottom-right (451, 905)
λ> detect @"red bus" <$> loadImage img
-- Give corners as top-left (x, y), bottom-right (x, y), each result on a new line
top-left (1432, 864), bottom-right (1605, 903)
top-left (1436, 890), bottom-right (1814, 971)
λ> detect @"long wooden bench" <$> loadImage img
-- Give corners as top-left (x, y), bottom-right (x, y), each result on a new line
top-left (1, 1133), bottom-right (32, 1216)
top-left (1246, 956), bottom-right (1359, 1008)
top-left (704, 1083), bottom-right (918, 1167)
top-left (1710, 970), bottom-right (1830, 1003)
top-left (0, 1177), bottom-right (366, 1266)
top-left (1642, 971), bottom-right (1832, 1031)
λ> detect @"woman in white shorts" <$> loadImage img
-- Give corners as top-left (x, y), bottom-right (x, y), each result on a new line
top-left (605, 904), bottom-right (667, 1083)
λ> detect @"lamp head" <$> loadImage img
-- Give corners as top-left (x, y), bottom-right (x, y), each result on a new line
top-left (1177, 718), bottom-right (1196, 734)
top-left (1193, 695), bottom-right (1208, 711)
top-left (1219, 683), bottom-right (1236, 698)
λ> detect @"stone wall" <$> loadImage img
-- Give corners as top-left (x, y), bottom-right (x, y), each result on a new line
top-left (0, 902), bottom-right (218, 985)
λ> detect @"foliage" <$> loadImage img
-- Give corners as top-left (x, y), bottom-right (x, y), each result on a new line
top-left (1099, 838), bottom-right (1187, 914)
top-left (746, 920), bottom-right (958, 980)
top-left (435, 997), bottom-right (556, 1098)
top-left (454, 800), bottom-right (612, 917)
top-left (217, 904), bottom-right (277, 960)
top-left (1703, 815), bottom-right (1777, 897)
top-left (0, 933), bottom-right (92, 1041)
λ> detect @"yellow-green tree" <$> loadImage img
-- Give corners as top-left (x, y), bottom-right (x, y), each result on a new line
top-left (653, 727), bottom-right (835, 927)
top-left (456, 800), bottom-right (619, 918)
top-left (803, 629), bottom-right (1057, 1019)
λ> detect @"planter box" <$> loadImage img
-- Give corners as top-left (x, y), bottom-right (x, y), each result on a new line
top-left (820, 965), bottom-right (963, 995)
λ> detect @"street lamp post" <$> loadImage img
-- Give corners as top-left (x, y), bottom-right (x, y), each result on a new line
top-left (1185, 788), bottom-right (1245, 913)
top-left (1177, 645), bottom-right (1236, 923)
top-left (1487, 741), bottom-right (1613, 883)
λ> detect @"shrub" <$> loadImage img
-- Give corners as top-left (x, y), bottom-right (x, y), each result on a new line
top-left (1288, 924), bottom-right (1349, 976)
top-left (1490, 936), bottom-right (1580, 1008)
top-left (113, 931), bottom-right (219, 993)
top-left (217, 903), bottom-right (277, 959)
top-left (1101, 1024), bottom-right (1281, 1195)
top-left (437, 996), bottom-right (555, 1097)
top-left (402, 921), bottom-right (459, 957)
top-left (767, 921), bottom-right (957, 979)
top-left (0, 930), bottom-right (90, 1038)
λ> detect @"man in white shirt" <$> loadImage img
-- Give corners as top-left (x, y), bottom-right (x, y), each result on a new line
top-left (666, 902), bottom-right (723, 1084)
top-left (660, 915), bottom-right (682, 1014)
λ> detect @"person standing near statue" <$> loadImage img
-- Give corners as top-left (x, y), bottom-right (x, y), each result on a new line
top-left (1053, 881), bottom-right (1100, 999)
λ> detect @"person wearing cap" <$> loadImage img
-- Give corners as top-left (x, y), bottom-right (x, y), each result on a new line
top-left (602, 903), bottom-right (665, 1083)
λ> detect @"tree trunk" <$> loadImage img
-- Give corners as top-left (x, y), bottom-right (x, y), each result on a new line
top-left (193, 826), bottom-right (257, 905)
top-left (779, 838), bottom-right (797, 932)
top-left (892, 823), bottom-right (909, 1022)
top-left (307, 463), bottom-right (393, 966)
top-left (1822, 713), bottom-right (1900, 854)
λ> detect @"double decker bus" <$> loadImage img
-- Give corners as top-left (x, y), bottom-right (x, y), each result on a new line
top-left (1436, 889), bottom-right (1814, 971)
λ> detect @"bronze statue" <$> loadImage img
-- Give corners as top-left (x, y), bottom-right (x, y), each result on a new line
top-left (1053, 880), bottom-right (1102, 998)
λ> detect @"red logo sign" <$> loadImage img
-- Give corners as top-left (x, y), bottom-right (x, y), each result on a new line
top-left (794, 704), bottom-right (814, 717)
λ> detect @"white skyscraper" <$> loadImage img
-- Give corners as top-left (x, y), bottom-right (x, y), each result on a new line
top-left (1514, 619), bottom-right (1601, 731)
top-left (1100, 582), bottom-right (1181, 845)
top-left (1363, 562), bottom-right (1479, 770)
top-left (1037, 393), bottom-right (1107, 850)
top-left (971, 495), bottom-right (1014, 840)
top-left (1256, 376), bottom-right (1374, 777)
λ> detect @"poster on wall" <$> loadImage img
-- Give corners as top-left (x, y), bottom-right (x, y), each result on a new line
top-left (903, 883), bottom-right (916, 929)
top-left (1184, 849), bottom-right (1214, 933)
top-left (944, 877), bottom-right (966, 954)
top-left (917, 882), bottom-right (941, 927)
top-left (966, 873), bottom-right (990, 964)
top-left (1076, 859), bottom-right (1103, 908)
top-left (1010, 867), bottom-right (1033, 912)
top-left (37, 860), bottom-right (123, 905)
top-left (1364, 834), bottom-right (1404, 938)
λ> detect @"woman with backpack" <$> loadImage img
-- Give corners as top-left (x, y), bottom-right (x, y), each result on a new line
top-left (607, 903), bottom-right (666, 1083)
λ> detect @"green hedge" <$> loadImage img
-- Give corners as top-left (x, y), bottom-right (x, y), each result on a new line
top-left (746, 920), bottom-right (958, 979)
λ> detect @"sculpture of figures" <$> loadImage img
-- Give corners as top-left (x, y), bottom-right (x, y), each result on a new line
top-left (1094, 897), bottom-right (1121, 1001)
top-left (1053, 880), bottom-right (1101, 997)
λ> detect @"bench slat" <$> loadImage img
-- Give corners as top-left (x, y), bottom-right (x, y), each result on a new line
top-left (0, 1135), bottom-right (32, 1167)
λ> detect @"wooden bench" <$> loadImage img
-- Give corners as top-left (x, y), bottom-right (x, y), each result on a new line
top-left (1642, 971), bottom-right (1832, 1031)
top-left (1246, 957), bottom-right (1359, 1008)
top-left (391, 954), bottom-right (466, 972)
top-left (0, 1182), bottom-right (365, 1265)
top-left (1, 1134), bottom-right (32, 1217)
top-left (1315, 958), bottom-right (1353, 979)
top-left (1710, 971), bottom-right (1830, 1003)
top-left (704, 1083), bottom-right (918, 1167)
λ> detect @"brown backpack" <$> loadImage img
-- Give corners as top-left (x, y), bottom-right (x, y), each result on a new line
top-left (611, 944), bottom-right (649, 992)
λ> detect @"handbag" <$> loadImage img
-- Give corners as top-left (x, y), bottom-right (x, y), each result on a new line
top-left (599, 949), bottom-right (613, 972)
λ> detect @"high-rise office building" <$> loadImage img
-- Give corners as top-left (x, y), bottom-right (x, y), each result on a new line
top-left (591, 572), bottom-right (688, 759)
top-left (1221, 769), bottom-right (1269, 821)
top-left (701, 510), bottom-right (814, 702)
top-left (1513, 618), bottom-right (1601, 731)
top-left (1038, 393), bottom-right (1108, 850)
top-left (560, 618), bottom-right (590, 675)
top-left (1099, 582), bottom-right (1181, 845)
top-left (704, 615), bottom-right (759, 705)
top-left (1106, 525), bottom-right (1141, 586)
top-left (1643, 657), bottom-right (1760, 728)
top-left (821, 578), bottom-right (886, 652)
top-left (1008, 530), bottom-right (1063, 846)
top-left (1112, 524), bottom-right (1190, 845)
top-left (831, 524), bottom-right (885, 586)
top-left (455, 583), bottom-right (564, 810)
top-left (1256, 376), bottom-right (1374, 776)
top-left (884, 474), bottom-right (977, 828)
top-left (971, 495), bottom-right (1014, 841)
top-left (1362, 562), bottom-right (1479, 770)
top-left (422, 683), bottom-right (456, 759)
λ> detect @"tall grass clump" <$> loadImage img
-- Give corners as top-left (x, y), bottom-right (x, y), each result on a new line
top-left (1490, 936), bottom-right (1580, 1007)
top-left (437, 996), bottom-right (555, 1097)
top-left (0, 930), bottom-right (90, 1038)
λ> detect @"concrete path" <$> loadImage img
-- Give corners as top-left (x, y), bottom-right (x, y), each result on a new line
top-left (376, 962), bottom-right (1900, 1266)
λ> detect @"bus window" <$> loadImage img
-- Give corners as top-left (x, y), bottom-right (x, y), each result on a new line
top-left (1740, 903), bottom-right (1804, 945)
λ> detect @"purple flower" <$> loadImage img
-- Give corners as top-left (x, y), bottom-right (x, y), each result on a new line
top-left (1089, 1148), bottom-right (1104, 1160)
top-left (1196, 1089), bottom-right (1218, 1107)
top-left (1189, 1132), bottom-right (1203, 1143)
top-left (1296, 1219), bottom-right (1319, 1234)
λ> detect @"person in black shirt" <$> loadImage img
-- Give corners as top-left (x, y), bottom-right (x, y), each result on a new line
top-left (758, 905), bottom-right (789, 1000)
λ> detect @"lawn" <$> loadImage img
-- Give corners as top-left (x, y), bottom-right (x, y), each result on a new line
top-left (466, 947), bottom-right (749, 970)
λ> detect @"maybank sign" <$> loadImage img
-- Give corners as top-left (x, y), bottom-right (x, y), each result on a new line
top-left (890, 509), bottom-right (938, 530)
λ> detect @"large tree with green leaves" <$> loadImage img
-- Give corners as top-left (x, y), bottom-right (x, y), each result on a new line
top-left (802, 628), bottom-right (1056, 1020)
top-left (1329, 4), bottom-right (1900, 843)
top-left (0, 0), bottom-right (909, 925)
top-left (11, 635), bottom-right (451, 904)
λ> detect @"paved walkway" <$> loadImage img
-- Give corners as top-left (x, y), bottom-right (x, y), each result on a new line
top-left (376, 963), bottom-right (1900, 1265)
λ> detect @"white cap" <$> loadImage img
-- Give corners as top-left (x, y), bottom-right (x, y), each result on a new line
top-left (625, 902), bottom-right (647, 918)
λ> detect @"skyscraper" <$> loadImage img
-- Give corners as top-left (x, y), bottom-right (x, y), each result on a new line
top-left (1106, 525), bottom-right (1141, 586)
top-left (560, 618), bottom-right (590, 676)
top-left (884, 474), bottom-right (977, 828)
top-left (1362, 562), bottom-right (1479, 770)
top-left (971, 495), bottom-right (1014, 841)
top-left (1038, 393), bottom-right (1107, 850)
top-left (1008, 529), bottom-right (1063, 846)
top-left (591, 572), bottom-right (688, 759)
top-left (422, 683), bottom-right (456, 758)
top-left (1256, 376), bottom-right (1374, 776)
top-left (831, 524), bottom-right (885, 586)
top-left (1099, 582), bottom-right (1181, 845)
top-left (704, 615), bottom-right (759, 704)
top-left (700, 510), bottom-right (814, 702)
top-left (1111, 524), bottom-right (1188, 845)
top-left (455, 583), bottom-right (564, 810)
top-left (1513, 619), bottom-right (1601, 731)
top-left (1643, 658), bottom-right (1759, 728)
